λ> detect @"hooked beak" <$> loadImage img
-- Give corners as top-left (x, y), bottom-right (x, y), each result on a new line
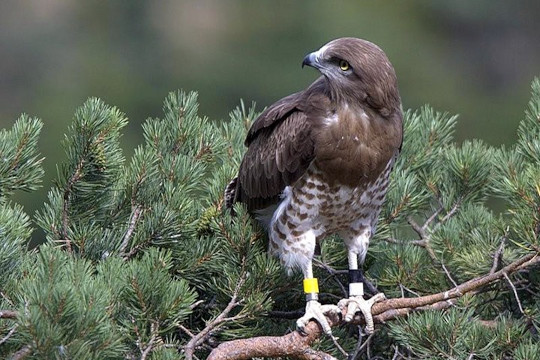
top-left (301, 52), bottom-right (320, 69)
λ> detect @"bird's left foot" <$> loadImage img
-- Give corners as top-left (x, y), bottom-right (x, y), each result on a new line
top-left (338, 293), bottom-right (386, 334)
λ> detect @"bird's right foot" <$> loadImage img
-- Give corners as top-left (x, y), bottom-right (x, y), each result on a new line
top-left (296, 300), bottom-right (340, 335)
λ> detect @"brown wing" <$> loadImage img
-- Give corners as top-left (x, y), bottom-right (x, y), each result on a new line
top-left (244, 92), bottom-right (302, 146)
top-left (232, 81), bottom-right (334, 212)
top-left (236, 110), bottom-right (315, 212)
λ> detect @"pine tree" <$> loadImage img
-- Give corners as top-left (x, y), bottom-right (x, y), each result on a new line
top-left (0, 80), bottom-right (539, 360)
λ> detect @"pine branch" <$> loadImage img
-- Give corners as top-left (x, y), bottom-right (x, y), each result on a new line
top-left (208, 321), bottom-right (339, 360)
top-left (207, 252), bottom-right (539, 359)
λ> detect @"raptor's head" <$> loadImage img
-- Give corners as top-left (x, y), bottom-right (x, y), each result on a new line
top-left (302, 37), bottom-right (401, 117)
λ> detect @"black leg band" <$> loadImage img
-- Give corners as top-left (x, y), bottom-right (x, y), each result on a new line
top-left (348, 269), bottom-right (364, 284)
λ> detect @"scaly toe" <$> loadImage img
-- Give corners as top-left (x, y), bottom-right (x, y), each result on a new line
top-left (338, 293), bottom-right (386, 334)
top-left (297, 301), bottom-right (339, 335)
top-left (368, 292), bottom-right (386, 305)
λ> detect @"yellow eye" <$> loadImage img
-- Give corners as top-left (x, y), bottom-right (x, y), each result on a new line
top-left (339, 60), bottom-right (350, 71)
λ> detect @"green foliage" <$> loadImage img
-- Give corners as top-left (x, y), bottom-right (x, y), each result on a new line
top-left (12, 246), bottom-right (126, 359)
top-left (0, 115), bottom-right (43, 307)
top-left (389, 307), bottom-right (533, 359)
top-left (1, 80), bottom-right (539, 359)
top-left (0, 114), bottom-right (44, 198)
top-left (0, 203), bottom-right (33, 290)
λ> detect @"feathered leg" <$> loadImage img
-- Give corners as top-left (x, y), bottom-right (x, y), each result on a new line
top-left (269, 220), bottom-right (339, 335)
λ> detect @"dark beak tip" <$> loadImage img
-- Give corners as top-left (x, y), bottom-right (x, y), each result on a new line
top-left (302, 53), bottom-right (313, 68)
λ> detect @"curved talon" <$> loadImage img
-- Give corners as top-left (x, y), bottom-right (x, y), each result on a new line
top-left (338, 293), bottom-right (386, 334)
top-left (296, 300), bottom-right (340, 335)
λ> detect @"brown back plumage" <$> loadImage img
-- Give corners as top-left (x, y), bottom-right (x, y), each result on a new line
top-left (226, 37), bottom-right (402, 214)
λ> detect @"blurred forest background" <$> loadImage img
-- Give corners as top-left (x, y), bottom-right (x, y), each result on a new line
top-left (1, 1), bottom-right (539, 231)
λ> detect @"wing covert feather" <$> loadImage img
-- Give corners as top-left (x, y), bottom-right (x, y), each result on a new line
top-left (238, 110), bottom-right (315, 211)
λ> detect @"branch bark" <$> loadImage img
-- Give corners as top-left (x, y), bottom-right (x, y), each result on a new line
top-left (208, 252), bottom-right (539, 360)
top-left (0, 310), bottom-right (17, 319)
top-left (119, 204), bottom-right (143, 258)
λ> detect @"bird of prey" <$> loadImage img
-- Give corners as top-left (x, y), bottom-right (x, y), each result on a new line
top-left (225, 37), bottom-right (403, 334)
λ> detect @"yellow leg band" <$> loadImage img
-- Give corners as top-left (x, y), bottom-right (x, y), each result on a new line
top-left (303, 278), bottom-right (319, 294)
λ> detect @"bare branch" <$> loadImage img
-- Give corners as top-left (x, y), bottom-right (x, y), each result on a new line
top-left (349, 330), bottom-right (374, 360)
top-left (119, 204), bottom-right (143, 257)
top-left (0, 324), bottom-right (18, 346)
top-left (140, 334), bottom-right (156, 360)
top-left (407, 217), bottom-right (426, 239)
top-left (490, 230), bottom-right (508, 274)
top-left (0, 310), bottom-right (17, 319)
top-left (440, 262), bottom-right (459, 288)
top-left (373, 252), bottom-right (537, 315)
top-left (422, 206), bottom-right (443, 231)
top-left (503, 272), bottom-right (525, 315)
top-left (10, 344), bottom-right (32, 360)
top-left (382, 238), bottom-right (426, 247)
top-left (207, 319), bottom-right (340, 360)
top-left (439, 201), bottom-right (460, 225)
top-left (422, 239), bottom-right (458, 288)
top-left (190, 300), bottom-right (205, 310)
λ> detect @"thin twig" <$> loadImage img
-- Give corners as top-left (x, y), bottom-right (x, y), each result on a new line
top-left (407, 217), bottom-right (426, 239)
top-left (0, 324), bottom-right (18, 345)
top-left (1, 291), bottom-right (15, 307)
top-left (391, 345), bottom-right (400, 360)
top-left (184, 273), bottom-right (246, 360)
top-left (490, 230), bottom-right (508, 274)
top-left (190, 300), bottom-right (205, 310)
top-left (366, 332), bottom-right (374, 359)
top-left (422, 206), bottom-right (443, 231)
top-left (503, 272), bottom-right (525, 315)
top-left (422, 242), bottom-right (458, 288)
top-left (407, 216), bottom-right (458, 287)
top-left (140, 334), bottom-right (156, 360)
top-left (119, 204), bottom-right (143, 257)
top-left (349, 328), bottom-right (374, 360)
top-left (314, 259), bottom-right (348, 297)
top-left (399, 284), bottom-right (421, 297)
top-left (440, 262), bottom-right (459, 288)
top-left (329, 334), bottom-right (348, 358)
top-left (437, 200), bottom-right (461, 227)
top-left (382, 238), bottom-right (427, 247)
top-left (179, 325), bottom-right (196, 338)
